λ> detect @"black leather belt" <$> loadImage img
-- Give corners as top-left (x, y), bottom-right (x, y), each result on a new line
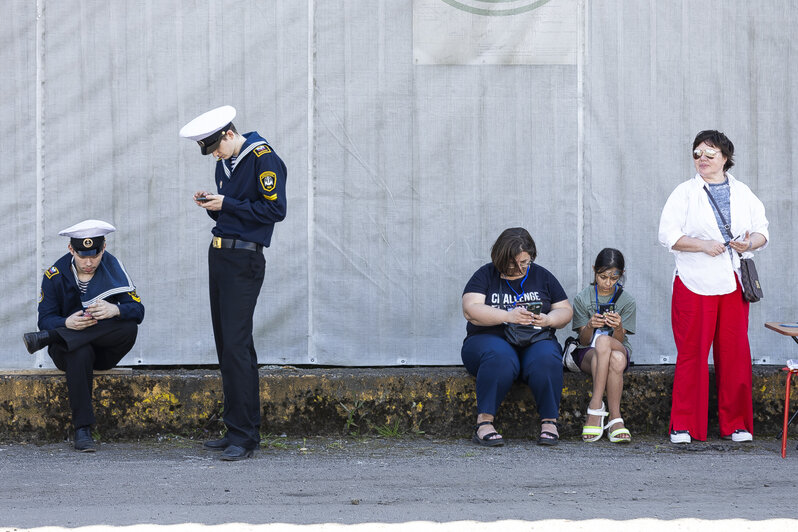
top-left (211, 236), bottom-right (262, 252)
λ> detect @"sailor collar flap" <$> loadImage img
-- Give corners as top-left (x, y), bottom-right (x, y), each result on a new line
top-left (222, 141), bottom-right (269, 179)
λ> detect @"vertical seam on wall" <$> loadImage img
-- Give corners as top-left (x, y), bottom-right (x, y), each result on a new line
top-left (576, 0), bottom-right (587, 290)
top-left (307, 0), bottom-right (316, 363)
top-left (35, 0), bottom-right (45, 369)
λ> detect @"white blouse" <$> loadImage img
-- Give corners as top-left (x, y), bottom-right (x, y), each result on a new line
top-left (658, 173), bottom-right (769, 295)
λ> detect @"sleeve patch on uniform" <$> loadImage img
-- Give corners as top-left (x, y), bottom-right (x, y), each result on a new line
top-left (45, 266), bottom-right (59, 279)
top-left (38, 290), bottom-right (43, 303)
top-left (263, 193), bottom-right (278, 201)
top-left (253, 144), bottom-right (271, 157)
top-left (128, 290), bottom-right (142, 303)
top-left (259, 171), bottom-right (277, 192)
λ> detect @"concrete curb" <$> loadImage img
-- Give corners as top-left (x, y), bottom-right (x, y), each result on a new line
top-left (0, 366), bottom-right (791, 441)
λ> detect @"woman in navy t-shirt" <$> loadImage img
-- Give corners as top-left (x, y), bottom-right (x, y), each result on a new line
top-left (461, 227), bottom-right (573, 446)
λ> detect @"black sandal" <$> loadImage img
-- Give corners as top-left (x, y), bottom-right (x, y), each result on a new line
top-left (472, 421), bottom-right (505, 447)
top-left (537, 420), bottom-right (560, 446)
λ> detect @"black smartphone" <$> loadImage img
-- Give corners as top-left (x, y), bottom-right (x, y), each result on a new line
top-left (526, 302), bottom-right (543, 329)
top-left (196, 196), bottom-right (210, 202)
top-left (527, 302), bottom-right (543, 315)
top-left (598, 303), bottom-right (615, 315)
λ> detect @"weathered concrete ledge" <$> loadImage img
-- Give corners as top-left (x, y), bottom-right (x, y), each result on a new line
top-left (0, 366), bottom-right (792, 441)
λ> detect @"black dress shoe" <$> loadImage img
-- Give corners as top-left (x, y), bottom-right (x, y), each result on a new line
top-left (74, 427), bottom-right (96, 453)
top-left (23, 331), bottom-right (52, 354)
top-left (203, 436), bottom-right (230, 451)
top-left (220, 445), bottom-right (254, 461)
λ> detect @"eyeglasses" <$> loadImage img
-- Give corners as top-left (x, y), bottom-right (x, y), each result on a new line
top-left (517, 259), bottom-right (532, 270)
top-left (693, 147), bottom-right (720, 160)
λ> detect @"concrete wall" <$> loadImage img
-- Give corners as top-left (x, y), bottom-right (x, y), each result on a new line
top-left (0, 366), bottom-right (790, 440)
top-left (2, 1), bottom-right (796, 368)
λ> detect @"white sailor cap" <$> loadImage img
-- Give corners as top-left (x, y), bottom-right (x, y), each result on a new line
top-left (179, 105), bottom-right (237, 155)
top-left (58, 219), bottom-right (116, 256)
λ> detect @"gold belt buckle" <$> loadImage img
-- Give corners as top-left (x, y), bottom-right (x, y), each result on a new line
top-left (212, 236), bottom-right (222, 249)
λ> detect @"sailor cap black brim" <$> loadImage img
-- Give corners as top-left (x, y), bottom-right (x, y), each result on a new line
top-left (180, 105), bottom-right (237, 155)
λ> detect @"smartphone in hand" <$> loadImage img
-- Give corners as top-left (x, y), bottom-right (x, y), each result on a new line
top-left (525, 302), bottom-right (543, 329)
top-left (526, 302), bottom-right (543, 315)
top-left (598, 303), bottom-right (615, 315)
top-left (597, 303), bottom-right (615, 331)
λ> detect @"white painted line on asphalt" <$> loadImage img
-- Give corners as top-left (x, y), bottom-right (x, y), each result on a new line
top-left (9, 519), bottom-right (798, 532)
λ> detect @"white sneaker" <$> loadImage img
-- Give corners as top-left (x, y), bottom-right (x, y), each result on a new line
top-left (730, 430), bottom-right (753, 442)
top-left (670, 430), bottom-right (691, 444)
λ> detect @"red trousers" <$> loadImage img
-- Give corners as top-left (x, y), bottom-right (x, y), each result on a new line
top-left (669, 276), bottom-right (753, 441)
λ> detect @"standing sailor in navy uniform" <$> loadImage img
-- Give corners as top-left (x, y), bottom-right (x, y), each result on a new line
top-left (23, 220), bottom-right (145, 452)
top-left (180, 105), bottom-right (287, 461)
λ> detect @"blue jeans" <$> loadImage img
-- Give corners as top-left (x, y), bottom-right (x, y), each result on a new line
top-left (461, 334), bottom-right (563, 420)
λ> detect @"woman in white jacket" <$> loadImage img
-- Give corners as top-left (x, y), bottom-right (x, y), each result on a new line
top-left (658, 130), bottom-right (768, 445)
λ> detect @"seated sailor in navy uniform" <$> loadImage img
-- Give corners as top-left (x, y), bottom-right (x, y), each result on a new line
top-left (23, 219), bottom-right (144, 452)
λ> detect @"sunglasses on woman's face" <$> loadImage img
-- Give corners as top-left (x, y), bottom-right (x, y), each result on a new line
top-left (693, 147), bottom-right (719, 160)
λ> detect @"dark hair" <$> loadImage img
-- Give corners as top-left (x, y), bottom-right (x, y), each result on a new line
top-left (491, 227), bottom-right (537, 276)
top-left (226, 122), bottom-right (238, 135)
top-left (591, 248), bottom-right (625, 285)
top-left (693, 130), bottom-right (734, 171)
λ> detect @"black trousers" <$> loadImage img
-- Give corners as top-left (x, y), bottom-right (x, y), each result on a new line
top-left (48, 319), bottom-right (138, 428)
top-left (208, 246), bottom-right (265, 450)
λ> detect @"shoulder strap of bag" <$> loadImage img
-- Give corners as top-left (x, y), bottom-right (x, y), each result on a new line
top-left (610, 285), bottom-right (623, 304)
top-left (703, 186), bottom-right (743, 259)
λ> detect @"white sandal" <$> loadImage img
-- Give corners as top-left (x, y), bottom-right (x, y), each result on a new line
top-left (605, 417), bottom-right (632, 443)
top-left (582, 401), bottom-right (608, 442)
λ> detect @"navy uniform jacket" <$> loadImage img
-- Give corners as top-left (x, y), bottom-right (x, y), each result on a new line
top-left (37, 252), bottom-right (145, 331)
top-left (207, 131), bottom-right (287, 246)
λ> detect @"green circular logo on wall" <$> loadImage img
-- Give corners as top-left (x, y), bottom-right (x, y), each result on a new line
top-left (440, 0), bottom-right (551, 17)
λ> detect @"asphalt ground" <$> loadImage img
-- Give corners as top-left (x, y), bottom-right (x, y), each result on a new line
top-left (1, 435), bottom-right (797, 532)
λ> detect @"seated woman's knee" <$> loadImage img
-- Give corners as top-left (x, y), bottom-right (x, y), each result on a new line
top-left (594, 334), bottom-right (614, 354)
top-left (482, 351), bottom-right (521, 381)
top-left (520, 341), bottom-right (561, 377)
top-left (609, 349), bottom-right (627, 372)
